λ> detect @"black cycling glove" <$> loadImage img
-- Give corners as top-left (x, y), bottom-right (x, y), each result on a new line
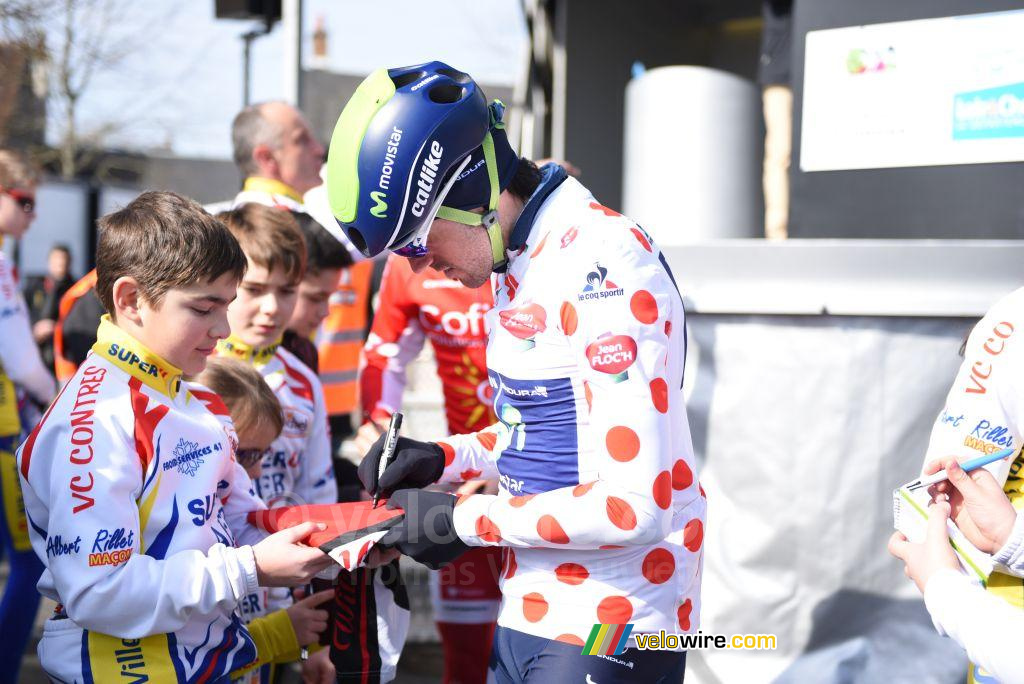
top-left (378, 489), bottom-right (470, 569)
top-left (357, 434), bottom-right (445, 497)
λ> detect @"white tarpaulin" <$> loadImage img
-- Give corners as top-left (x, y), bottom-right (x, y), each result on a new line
top-left (683, 313), bottom-right (974, 683)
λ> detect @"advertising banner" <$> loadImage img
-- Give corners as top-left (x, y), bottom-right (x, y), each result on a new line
top-left (801, 10), bottom-right (1024, 171)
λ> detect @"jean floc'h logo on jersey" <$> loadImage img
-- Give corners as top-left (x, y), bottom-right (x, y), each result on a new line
top-left (498, 302), bottom-right (547, 350)
top-left (560, 226), bottom-right (579, 249)
top-left (586, 333), bottom-right (637, 382)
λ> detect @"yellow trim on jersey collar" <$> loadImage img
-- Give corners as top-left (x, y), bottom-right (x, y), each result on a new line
top-left (243, 177), bottom-right (303, 204)
top-left (216, 334), bottom-right (281, 367)
top-left (92, 315), bottom-right (183, 398)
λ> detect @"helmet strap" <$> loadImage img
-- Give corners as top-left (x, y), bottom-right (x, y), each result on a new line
top-left (435, 130), bottom-right (506, 270)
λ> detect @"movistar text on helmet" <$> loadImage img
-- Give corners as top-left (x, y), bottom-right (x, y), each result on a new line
top-left (411, 141), bottom-right (444, 217)
top-left (378, 126), bottom-right (403, 192)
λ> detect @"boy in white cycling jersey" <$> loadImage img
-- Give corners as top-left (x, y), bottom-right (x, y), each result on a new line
top-left (18, 192), bottom-right (333, 682)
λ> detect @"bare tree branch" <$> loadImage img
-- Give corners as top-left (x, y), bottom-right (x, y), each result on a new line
top-left (46, 0), bottom-right (147, 177)
top-left (0, 0), bottom-right (58, 41)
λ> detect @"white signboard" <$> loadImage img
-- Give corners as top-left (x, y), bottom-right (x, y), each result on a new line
top-left (801, 10), bottom-right (1024, 172)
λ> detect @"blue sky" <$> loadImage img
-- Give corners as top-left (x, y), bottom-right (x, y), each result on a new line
top-left (52, 0), bottom-right (526, 159)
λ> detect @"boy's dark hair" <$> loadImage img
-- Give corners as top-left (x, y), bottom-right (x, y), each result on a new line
top-left (291, 211), bottom-right (353, 276)
top-left (506, 157), bottom-right (542, 203)
top-left (216, 203), bottom-right (307, 284)
top-left (96, 191), bottom-right (247, 317)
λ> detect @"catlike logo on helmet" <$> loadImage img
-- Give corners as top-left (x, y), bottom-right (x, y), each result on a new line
top-left (499, 303), bottom-right (547, 340)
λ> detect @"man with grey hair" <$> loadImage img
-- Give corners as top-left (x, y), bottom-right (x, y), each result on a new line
top-left (230, 101), bottom-right (326, 209)
top-left (222, 101), bottom-right (361, 260)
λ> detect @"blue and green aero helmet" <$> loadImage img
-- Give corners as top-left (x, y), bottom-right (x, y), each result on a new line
top-left (326, 61), bottom-right (520, 261)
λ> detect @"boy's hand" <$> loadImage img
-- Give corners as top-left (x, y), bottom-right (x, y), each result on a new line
top-left (253, 522), bottom-right (334, 586)
top-left (357, 435), bottom-right (445, 497)
top-left (301, 647), bottom-right (335, 684)
top-left (888, 498), bottom-right (959, 593)
top-left (926, 456), bottom-right (1017, 553)
top-left (285, 589), bottom-right (332, 646)
top-left (354, 421), bottom-right (384, 457)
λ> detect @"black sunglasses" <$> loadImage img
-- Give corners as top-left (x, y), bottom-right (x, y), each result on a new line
top-left (236, 448), bottom-right (266, 467)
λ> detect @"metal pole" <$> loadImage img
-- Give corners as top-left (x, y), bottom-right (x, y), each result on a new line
top-left (242, 32), bottom-right (253, 106)
top-left (282, 0), bottom-right (303, 107)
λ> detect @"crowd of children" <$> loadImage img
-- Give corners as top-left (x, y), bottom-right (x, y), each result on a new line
top-left (0, 119), bottom-right (496, 681)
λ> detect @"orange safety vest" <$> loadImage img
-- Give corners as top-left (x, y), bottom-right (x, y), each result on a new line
top-left (317, 260), bottom-right (374, 416)
top-left (53, 268), bottom-right (98, 383)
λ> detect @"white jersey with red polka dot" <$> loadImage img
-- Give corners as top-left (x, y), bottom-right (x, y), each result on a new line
top-left (440, 175), bottom-right (705, 646)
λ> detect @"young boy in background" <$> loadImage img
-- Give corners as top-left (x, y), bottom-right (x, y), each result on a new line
top-left (217, 203), bottom-right (408, 683)
top-left (282, 211), bottom-right (352, 374)
top-left (214, 203), bottom-right (336, 509)
top-left (193, 356), bottom-right (333, 683)
top-left (285, 211), bottom-right (365, 503)
top-left (17, 191), bottom-right (332, 682)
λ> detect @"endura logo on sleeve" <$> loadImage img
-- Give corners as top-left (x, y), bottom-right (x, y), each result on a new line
top-left (411, 140), bottom-right (444, 217)
top-left (501, 383), bottom-right (549, 399)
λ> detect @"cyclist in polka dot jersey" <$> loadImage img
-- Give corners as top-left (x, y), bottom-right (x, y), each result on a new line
top-left (328, 61), bottom-right (704, 681)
